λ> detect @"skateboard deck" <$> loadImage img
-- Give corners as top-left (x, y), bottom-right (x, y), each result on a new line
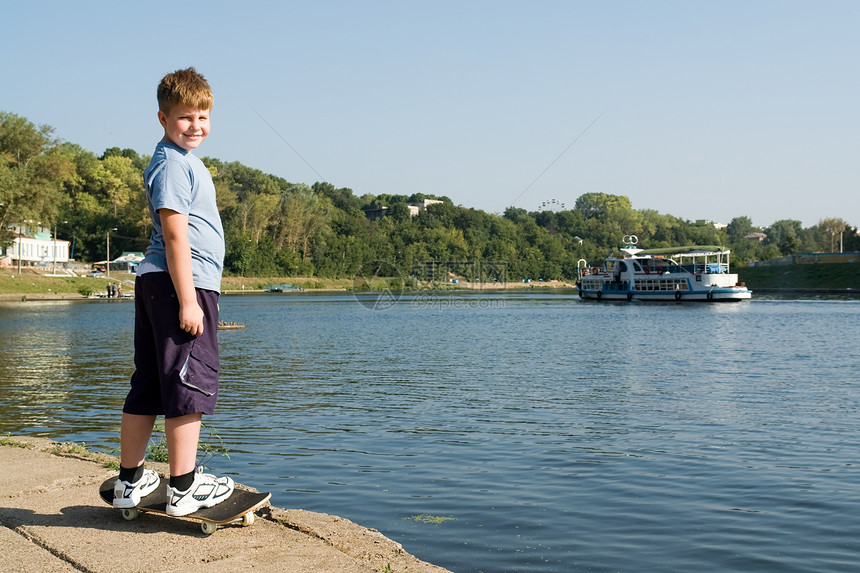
top-left (99, 476), bottom-right (271, 535)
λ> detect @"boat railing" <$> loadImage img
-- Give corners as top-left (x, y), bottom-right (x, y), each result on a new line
top-left (676, 263), bottom-right (730, 275)
top-left (576, 259), bottom-right (590, 280)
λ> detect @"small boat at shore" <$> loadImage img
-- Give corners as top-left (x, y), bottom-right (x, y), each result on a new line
top-left (576, 235), bottom-right (752, 302)
top-left (265, 283), bottom-right (302, 293)
top-left (217, 321), bottom-right (245, 330)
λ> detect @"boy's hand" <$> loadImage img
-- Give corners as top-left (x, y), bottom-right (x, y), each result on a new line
top-left (179, 301), bottom-right (205, 337)
top-left (160, 208), bottom-right (204, 337)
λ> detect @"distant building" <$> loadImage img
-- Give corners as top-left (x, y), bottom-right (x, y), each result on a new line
top-left (745, 232), bottom-right (767, 242)
top-left (364, 199), bottom-right (444, 221)
top-left (0, 224), bottom-right (71, 268)
top-left (109, 252), bottom-right (145, 273)
top-left (696, 219), bottom-right (728, 230)
top-left (363, 206), bottom-right (389, 221)
top-left (407, 199), bottom-right (443, 217)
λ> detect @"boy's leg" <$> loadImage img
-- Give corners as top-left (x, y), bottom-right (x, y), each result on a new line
top-left (165, 412), bottom-right (202, 476)
top-left (165, 411), bottom-right (234, 516)
top-left (114, 412), bottom-right (160, 508)
top-left (121, 273), bottom-right (162, 470)
top-left (114, 275), bottom-right (163, 508)
top-left (120, 412), bottom-right (157, 469)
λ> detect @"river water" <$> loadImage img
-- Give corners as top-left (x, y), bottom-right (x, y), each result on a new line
top-left (1, 292), bottom-right (859, 572)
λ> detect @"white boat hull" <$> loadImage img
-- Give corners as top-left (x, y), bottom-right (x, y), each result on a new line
top-left (577, 287), bottom-right (751, 302)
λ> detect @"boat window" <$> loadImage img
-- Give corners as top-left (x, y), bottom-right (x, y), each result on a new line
top-left (632, 262), bottom-right (642, 272)
top-left (618, 262), bottom-right (628, 272)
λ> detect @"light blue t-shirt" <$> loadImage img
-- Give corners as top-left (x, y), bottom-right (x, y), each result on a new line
top-left (137, 140), bottom-right (225, 292)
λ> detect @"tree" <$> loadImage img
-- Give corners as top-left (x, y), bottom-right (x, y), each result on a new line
top-left (0, 112), bottom-right (54, 165)
top-left (844, 226), bottom-right (860, 252)
top-left (102, 147), bottom-right (148, 171)
top-left (387, 202), bottom-right (411, 223)
top-left (0, 160), bottom-right (25, 243)
top-left (101, 155), bottom-right (141, 218)
top-left (502, 206), bottom-right (530, 224)
top-left (237, 192), bottom-right (279, 243)
top-left (274, 185), bottom-right (331, 259)
top-left (0, 112), bottom-right (59, 246)
top-left (818, 217), bottom-right (850, 252)
top-left (313, 181), bottom-right (361, 213)
top-left (726, 216), bottom-right (755, 240)
top-left (574, 192), bottom-right (632, 221)
top-left (765, 220), bottom-right (803, 256)
top-left (780, 235), bottom-right (800, 255)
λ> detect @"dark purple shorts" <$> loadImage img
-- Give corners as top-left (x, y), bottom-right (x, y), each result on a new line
top-left (123, 272), bottom-right (220, 418)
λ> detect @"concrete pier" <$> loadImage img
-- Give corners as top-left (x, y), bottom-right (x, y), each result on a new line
top-left (0, 437), bottom-right (450, 573)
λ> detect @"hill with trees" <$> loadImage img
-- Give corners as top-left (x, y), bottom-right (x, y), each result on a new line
top-left (2, 111), bottom-right (858, 282)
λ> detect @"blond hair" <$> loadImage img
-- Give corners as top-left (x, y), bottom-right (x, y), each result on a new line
top-left (157, 67), bottom-right (213, 113)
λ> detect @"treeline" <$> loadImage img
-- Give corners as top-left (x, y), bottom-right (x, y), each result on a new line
top-left (2, 111), bottom-right (858, 281)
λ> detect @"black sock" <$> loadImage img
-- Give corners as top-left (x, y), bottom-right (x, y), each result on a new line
top-left (119, 464), bottom-right (144, 483)
top-left (170, 470), bottom-right (196, 492)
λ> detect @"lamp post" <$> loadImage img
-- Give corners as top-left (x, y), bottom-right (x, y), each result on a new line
top-left (106, 227), bottom-right (117, 277)
top-left (51, 221), bottom-right (70, 275)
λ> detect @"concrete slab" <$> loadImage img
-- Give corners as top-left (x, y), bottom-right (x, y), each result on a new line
top-left (0, 437), bottom-right (450, 573)
top-left (0, 525), bottom-right (78, 573)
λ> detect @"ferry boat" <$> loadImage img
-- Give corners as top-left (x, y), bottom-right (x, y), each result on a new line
top-left (576, 235), bottom-right (752, 302)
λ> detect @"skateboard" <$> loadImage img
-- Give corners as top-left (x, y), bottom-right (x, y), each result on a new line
top-left (99, 476), bottom-right (271, 535)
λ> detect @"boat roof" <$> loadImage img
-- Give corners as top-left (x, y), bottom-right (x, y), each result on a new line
top-left (638, 245), bottom-right (731, 257)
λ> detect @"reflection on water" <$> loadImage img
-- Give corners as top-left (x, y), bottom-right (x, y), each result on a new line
top-left (0, 300), bottom-right (133, 437)
top-left (1, 295), bottom-right (860, 572)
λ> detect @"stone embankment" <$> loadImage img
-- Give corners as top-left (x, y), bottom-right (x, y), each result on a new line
top-left (0, 437), bottom-right (450, 573)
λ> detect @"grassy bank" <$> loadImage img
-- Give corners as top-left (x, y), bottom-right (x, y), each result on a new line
top-left (219, 276), bottom-right (352, 291)
top-left (0, 270), bottom-right (123, 297)
top-left (0, 270), bottom-right (352, 296)
top-left (0, 271), bottom-right (453, 296)
top-left (737, 263), bottom-right (860, 291)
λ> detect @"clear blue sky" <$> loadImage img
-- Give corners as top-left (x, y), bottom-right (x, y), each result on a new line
top-left (2, 0), bottom-right (857, 228)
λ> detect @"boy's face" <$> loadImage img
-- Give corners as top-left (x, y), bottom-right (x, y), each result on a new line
top-left (158, 105), bottom-right (211, 151)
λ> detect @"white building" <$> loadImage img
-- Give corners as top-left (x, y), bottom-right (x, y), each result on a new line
top-left (407, 199), bottom-right (444, 217)
top-left (0, 224), bottom-right (71, 268)
top-left (365, 199), bottom-right (445, 221)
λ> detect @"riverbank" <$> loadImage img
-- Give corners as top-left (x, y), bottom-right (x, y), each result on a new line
top-left (736, 262), bottom-right (860, 291)
top-left (0, 436), bottom-right (449, 573)
top-left (3, 265), bottom-right (858, 300)
top-left (0, 269), bottom-right (576, 300)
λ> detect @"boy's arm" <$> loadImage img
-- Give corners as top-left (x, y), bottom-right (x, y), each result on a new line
top-left (160, 208), bottom-right (205, 337)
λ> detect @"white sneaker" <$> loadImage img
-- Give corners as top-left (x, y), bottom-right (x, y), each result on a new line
top-left (113, 468), bottom-right (160, 508)
top-left (166, 469), bottom-right (234, 517)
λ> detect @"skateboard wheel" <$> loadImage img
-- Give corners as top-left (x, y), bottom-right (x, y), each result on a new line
top-left (241, 512), bottom-right (255, 527)
top-left (201, 521), bottom-right (218, 535)
top-left (121, 508), bottom-right (140, 521)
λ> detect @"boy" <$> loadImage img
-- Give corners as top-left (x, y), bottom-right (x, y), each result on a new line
top-left (113, 67), bottom-right (234, 516)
